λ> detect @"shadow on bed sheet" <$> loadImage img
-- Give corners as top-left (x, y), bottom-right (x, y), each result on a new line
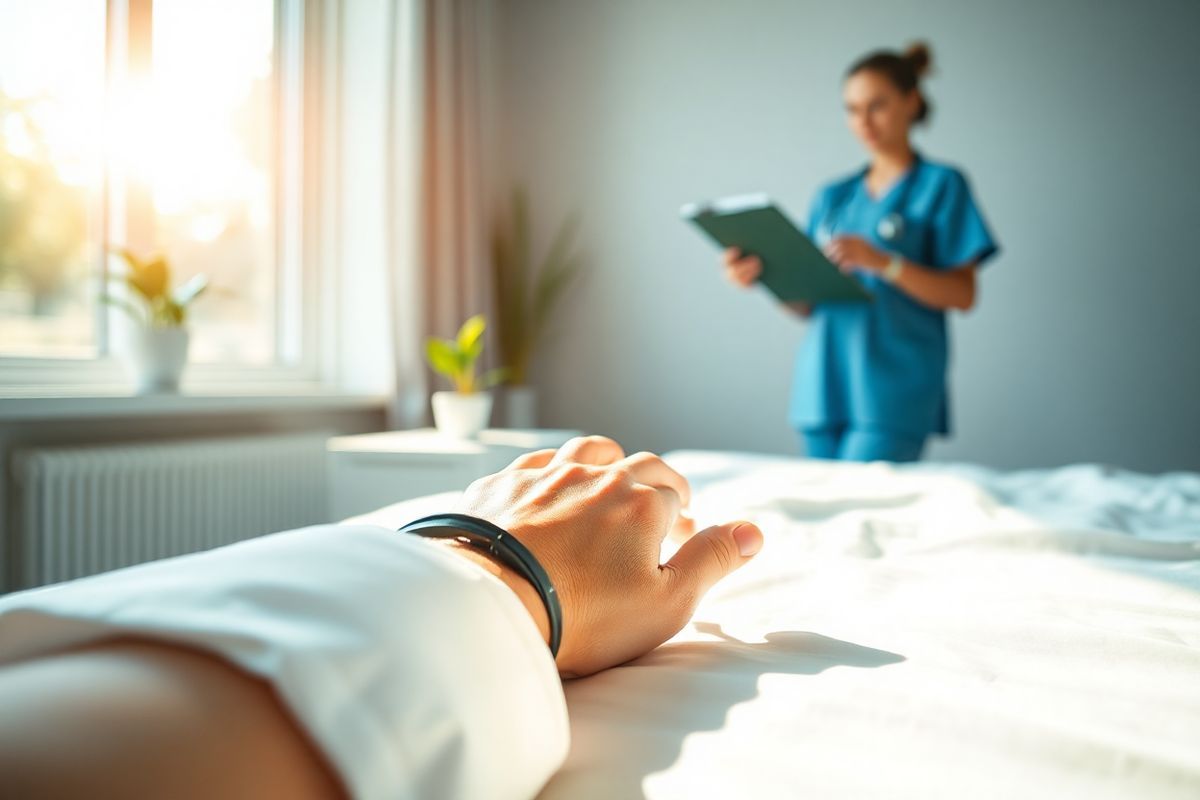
top-left (542, 623), bottom-right (905, 799)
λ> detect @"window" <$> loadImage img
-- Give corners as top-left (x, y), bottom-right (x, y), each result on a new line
top-left (0, 0), bottom-right (106, 358)
top-left (0, 0), bottom-right (317, 382)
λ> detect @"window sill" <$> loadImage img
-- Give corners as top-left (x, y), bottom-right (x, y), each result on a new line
top-left (0, 389), bottom-right (388, 422)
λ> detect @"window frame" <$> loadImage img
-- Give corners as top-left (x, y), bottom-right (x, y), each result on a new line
top-left (0, 0), bottom-right (340, 394)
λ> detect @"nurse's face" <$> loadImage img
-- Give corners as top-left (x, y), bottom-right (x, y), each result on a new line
top-left (843, 70), bottom-right (919, 155)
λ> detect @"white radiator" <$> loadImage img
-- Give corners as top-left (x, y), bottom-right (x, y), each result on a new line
top-left (11, 433), bottom-right (331, 590)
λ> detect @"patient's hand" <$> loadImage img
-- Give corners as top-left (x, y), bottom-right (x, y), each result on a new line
top-left (458, 436), bottom-right (763, 678)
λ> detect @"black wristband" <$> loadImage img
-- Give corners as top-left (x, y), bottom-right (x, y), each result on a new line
top-left (398, 513), bottom-right (563, 658)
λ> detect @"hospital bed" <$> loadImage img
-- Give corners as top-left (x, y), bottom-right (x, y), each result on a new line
top-left (352, 450), bottom-right (1200, 799)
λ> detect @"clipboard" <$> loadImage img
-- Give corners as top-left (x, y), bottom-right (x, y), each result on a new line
top-left (681, 194), bottom-right (871, 303)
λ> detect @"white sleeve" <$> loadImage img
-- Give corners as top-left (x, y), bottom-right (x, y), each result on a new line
top-left (0, 524), bottom-right (569, 800)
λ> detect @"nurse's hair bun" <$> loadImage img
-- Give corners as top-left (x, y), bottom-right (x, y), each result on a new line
top-left (902, 42), bottom-right (933, 79)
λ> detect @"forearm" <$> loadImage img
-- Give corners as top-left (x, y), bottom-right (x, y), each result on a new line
top-left (0, 525), bottom-right (571, 800)
top-left (824, 236), bottom-right (977, 312)
top-left (890, 260), bottom-right (976, 311)
top-left (0, 640), bottom-right (345, 799)
top-left (0, 543), bottom-right (559, 798)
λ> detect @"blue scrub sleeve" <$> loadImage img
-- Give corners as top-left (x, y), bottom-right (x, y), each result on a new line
top-left (932, 171), bottom-right (999, 269)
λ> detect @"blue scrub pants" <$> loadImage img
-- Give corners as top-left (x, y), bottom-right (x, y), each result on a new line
top-left (801, 425), bottom-right (926, 463)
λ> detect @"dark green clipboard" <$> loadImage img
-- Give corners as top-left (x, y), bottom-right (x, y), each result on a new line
top-left (682, 194), bottom-right (871, 303)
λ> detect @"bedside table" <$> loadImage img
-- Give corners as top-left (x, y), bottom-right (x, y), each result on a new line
top-left (327, 428), bottom-right (582, 520)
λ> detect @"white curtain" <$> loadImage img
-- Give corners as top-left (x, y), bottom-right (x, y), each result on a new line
top-left (385, 0), bottom-right (497, 428)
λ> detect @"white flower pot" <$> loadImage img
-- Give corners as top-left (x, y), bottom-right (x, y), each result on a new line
top-left (502, 385), bottom-right (538, 429)
top-left (431, 391), bottom-right (493, 439)
top-left (123, 326), bottom-right (190, 394)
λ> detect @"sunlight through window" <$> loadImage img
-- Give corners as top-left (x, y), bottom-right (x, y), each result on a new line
top-left (0, 0), bottom-right (106, 357)
top-left (0, 0), bottom-right (297, 368)
top-left (149, 0), bottom-right (277, 364)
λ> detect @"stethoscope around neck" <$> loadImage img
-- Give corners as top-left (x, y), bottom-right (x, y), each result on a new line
top-left (876, 212), bottom-right (905, 242)
top-left (817, 160), bottom-right (919, 247)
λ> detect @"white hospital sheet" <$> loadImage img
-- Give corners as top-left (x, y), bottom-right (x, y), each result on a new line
top-left (359, 450), bottom-right (1200, 799)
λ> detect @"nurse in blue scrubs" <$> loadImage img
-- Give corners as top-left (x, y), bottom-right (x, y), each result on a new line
top-left (723, 42), bottom-right (999, 462)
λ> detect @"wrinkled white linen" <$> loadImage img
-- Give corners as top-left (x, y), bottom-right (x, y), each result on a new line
top-left (0, 524), bottom-right (568, 800)
top-left (534, 452), bottom-right (1200, 799)
top-left (346, 453), bottom-right (1200, 798)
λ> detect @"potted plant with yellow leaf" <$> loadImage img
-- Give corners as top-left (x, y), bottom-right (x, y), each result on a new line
top-left (425, 314), bottom-right (507, 439)
top-left (105, 249), bottom-right (209, 394)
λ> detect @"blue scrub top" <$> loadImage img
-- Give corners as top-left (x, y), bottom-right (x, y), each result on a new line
top-left (789, 153), bottom-right (999, 438)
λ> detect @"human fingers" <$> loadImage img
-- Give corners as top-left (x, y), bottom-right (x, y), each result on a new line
top-left (662, 520), bottom-right (763, 600)
top-left (722, 250), bottom-right (757, 268)
top-left (725, 264), bottom-right (755, 288)
top-left (728, 260), bottom-right (760, 288)
top-left (618, 451), bottom-right (691, 507)
top-left (549, 435), bottom-right (626, 466)
top-left (643, 483), bottom-right (683, 532)
top-left (668, 510), bottom-right (697, 543)
top-left (825, 245), bottom-right (853, 271)
top-left (504, 449), bottom-right (558, 471)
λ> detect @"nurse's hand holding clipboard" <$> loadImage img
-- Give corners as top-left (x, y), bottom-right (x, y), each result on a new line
top-left (721, 247), bottom-right (813, 317)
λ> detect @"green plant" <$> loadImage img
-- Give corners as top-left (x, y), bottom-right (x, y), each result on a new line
top-left (0, 91), bottom-right (88, 314)
top-left (425, 314), bottom-right (507, 394)
top-left (104, 248), bottom-right (209, 327)
top-left (490, 187), bottom-right (583, 386)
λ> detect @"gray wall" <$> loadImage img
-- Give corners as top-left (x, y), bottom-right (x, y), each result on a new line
top-left (497, 0), bottom-right (1200, 472)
